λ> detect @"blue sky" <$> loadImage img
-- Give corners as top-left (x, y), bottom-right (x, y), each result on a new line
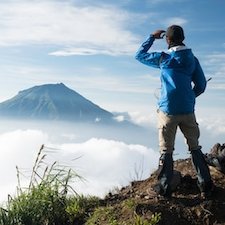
top-left (0, 0), bottom-right (225, 120)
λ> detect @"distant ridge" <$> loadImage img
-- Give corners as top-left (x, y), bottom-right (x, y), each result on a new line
top-left (0, 83), bottom-right (114, 123)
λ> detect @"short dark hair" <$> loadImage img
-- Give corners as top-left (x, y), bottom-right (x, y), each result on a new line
top-left (166, 25), bottom-right (185, 42)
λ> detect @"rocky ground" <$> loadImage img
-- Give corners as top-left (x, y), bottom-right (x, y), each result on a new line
top-left (102, 158), bottom-right (225, 225)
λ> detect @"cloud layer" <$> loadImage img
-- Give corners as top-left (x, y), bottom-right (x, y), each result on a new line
top-left (0, 129), bottom-right (159, 203)
top-left (58, 138), bottom-right (159, 196)
top-left (1, 112), bottom-right (225, 203)
top-left (0, 129), bottom-right (49, 202)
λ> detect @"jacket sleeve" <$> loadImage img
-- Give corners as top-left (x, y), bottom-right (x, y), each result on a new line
top-left (192, 57), bottom-right (207, 97)
top-left (135, 35), bottom-right (162, 68)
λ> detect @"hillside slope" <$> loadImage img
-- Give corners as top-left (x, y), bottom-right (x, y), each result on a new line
top-left (99, 157), bottom-right (225, 225)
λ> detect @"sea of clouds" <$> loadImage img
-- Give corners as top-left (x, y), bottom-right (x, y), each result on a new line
top-left (0, 126), bottom-right (159, 204)
top-left (0, 111), bottom-right (224, 204)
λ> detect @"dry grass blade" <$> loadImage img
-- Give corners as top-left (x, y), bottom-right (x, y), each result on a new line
top-left (29, 144), bottom-right (45, 189)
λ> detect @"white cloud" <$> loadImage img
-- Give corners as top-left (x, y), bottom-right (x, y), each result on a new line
top-left (0, 129), bottom-right (159, 203)
top-left (0, 129), bottom-right (49, 202)
top-left (113, 115), bottom-right (126, 122)
top-left (50, 47), bottom-right (132, 57)
top-left (191, 112), bottom-right (225, 154)
top-left (129, 111), bottom-right (157, 127)
top-left (0, 1), bottom-right (139, 56)
top-left (0, 129), bottom-right (48, 169)
top-left (202, 53), bottom-right (225, 90)
top-left (57, 138), bottom-right (159, 197)
top-left (199, 115), bottom-right (225, 137)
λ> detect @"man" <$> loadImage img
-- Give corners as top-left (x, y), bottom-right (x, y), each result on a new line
top-left (135, 25), bottom-right (213, 199)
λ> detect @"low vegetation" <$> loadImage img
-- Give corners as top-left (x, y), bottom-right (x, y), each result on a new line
top-left (0, 145), bottom-right (161, 225)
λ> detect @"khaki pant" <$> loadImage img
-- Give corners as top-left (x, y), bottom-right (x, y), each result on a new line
top-left (157, 110), bottom-right (200, 154)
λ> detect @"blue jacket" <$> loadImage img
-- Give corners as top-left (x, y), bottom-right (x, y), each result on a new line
top-left (135, 35), bottom-right (206, 115)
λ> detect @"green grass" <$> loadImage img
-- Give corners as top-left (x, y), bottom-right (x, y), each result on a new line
top-left (0, 145), bottom-right (161, 225)
top-left (85, 203), bottom-right (161, 225)
top-left (0, 145), bottom-right (99, 225)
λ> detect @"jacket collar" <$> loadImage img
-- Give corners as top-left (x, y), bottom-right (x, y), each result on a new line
top-left (168, 45), bottom-right (188, 52)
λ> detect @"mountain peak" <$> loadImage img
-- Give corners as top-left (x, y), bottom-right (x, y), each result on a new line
top-left (0, 83), bottom-right (113, 122)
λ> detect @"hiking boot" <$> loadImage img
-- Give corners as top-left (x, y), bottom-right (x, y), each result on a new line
top-left (200, 190), bottom-right (213, 200)
top-left (152, 183), bottom-right (172, 199)
top-left (200, 182), bottom-right (215, 200)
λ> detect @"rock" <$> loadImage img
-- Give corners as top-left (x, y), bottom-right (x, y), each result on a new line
top-left (171, 170), bottom-right (182, 191)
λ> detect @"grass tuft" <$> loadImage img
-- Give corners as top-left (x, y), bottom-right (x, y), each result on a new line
top-left (0, 145), bottom-right (99, 225)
